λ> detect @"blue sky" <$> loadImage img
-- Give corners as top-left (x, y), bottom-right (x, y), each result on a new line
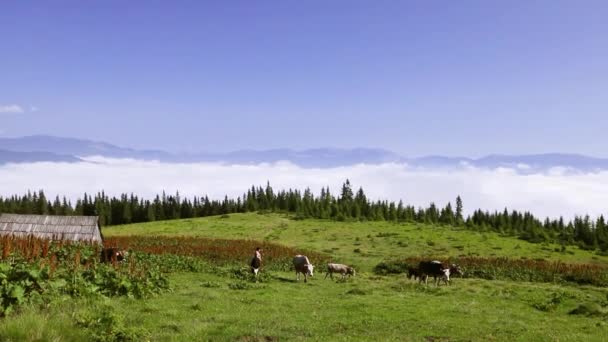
top-left (1, 1), bottom-right (607, 157)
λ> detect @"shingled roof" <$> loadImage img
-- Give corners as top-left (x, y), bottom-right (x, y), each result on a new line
top-left (0, 214), bottom-right (103, 243)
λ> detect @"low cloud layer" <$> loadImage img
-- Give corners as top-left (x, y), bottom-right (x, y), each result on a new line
top-left (1, 157), bottom-right (607, 220)
top-left (0, 104), bottom-right (24, 113)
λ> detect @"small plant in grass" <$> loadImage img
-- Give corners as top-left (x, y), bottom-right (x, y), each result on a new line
top-left (533, 292), bottom-right (566, 312)
top-left (228, 281), bottom-right (252, 290)
top-left (76, 304), bottom-right (149, 341)
top-left (345, 288), bottom-right (368, 295)
top-left (569, 303), bottom-right (605, 317)
top-left (229, 267), bottom-right (272, 283)
top-left (200, 281), bottom-right (221, 288)
top-left (373, 260), bottom-right (409, 275)
top-left (397, 241), bottom-right (408, 247)
top-left (376, 232), bottom-right (398, 238)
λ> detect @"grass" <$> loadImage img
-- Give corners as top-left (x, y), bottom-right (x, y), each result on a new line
top-left (3, 213), bottom-right (608, 341)
top-left (3, 272), bottom-right (608, 341)
top-left (105, 212), bottom-right (608, 270)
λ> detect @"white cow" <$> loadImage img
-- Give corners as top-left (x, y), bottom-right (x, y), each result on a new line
top-left (293, 255), bottom-right (315, 282)
top-left (325, 263), bottom-right (356, 279)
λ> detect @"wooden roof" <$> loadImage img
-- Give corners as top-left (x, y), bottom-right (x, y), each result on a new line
top-left (0, 214), bottom-right (102, 243)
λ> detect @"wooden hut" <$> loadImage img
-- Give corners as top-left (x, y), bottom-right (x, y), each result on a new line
top-left (0, 214), bottom-right (103, 244)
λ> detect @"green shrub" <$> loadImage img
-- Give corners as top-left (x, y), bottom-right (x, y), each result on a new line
top-left (345, 288), bottom-right (368, 295)
top-left (76, 304), bottom-right (149, 341)
top-left (373, 260), bottom-right (410, 275)
top-left (569, 303), bottom-right (605, 317)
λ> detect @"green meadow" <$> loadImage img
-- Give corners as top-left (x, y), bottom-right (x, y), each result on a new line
top-left (3, 213), bottom-right (608, 341)
top-left (105, 212), bottom-right (608, 269)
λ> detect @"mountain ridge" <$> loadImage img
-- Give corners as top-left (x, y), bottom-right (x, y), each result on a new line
top-left (1, 135), bottom-right (607, 170)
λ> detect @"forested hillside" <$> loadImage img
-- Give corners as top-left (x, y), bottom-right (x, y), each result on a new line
top-left (1, 180), bottom-right (607, 251)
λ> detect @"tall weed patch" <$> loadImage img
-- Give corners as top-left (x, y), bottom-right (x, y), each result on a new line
top-left (375, 256), bottom-right (608, 287)
top-left (104, 236), bottom-right (330, 271)
top-left (0, 236), bottom-right (170, 316)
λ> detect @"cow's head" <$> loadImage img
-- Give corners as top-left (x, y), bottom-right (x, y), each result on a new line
top-left (347, 267), bottom-right (356, 277)
top-left (304, 263), bottom-right (315, 276)
top-left (450, 264), bottom-right (463, 276)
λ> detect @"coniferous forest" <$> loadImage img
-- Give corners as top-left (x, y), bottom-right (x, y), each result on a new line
top-left (1, 180), bottom-right (607, 252)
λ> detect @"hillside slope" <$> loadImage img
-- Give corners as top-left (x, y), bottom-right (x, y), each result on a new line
top-left (104, 213), bottom-right (608, 269)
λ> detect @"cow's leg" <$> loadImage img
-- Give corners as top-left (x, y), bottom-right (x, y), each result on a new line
top-left (304, 274), bottom-right (308, 283)
top-left (296, 271), bottom-right (299, 281)
top-left (325, 271), bottom-right (329, 279)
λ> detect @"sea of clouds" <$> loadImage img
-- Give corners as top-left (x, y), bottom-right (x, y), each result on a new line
top-left (1, 156), bottom-right (607, 220)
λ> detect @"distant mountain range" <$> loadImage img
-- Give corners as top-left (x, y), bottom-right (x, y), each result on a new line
top-left (1, 135), bottom-right (608, 171)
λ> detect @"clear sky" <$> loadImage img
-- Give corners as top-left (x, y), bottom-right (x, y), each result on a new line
top-left (1, 1), bottom-right (607, 156)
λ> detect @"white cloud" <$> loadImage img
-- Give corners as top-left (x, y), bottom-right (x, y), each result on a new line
top-left (0, 104), bottom-right (24, 113)
top-left (1, 157), bottom-right (607, 220)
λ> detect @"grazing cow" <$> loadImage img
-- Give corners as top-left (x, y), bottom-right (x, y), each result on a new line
top-left (437, 263), bottom-right (464, 285)
top-left (418, 260), bottom-right (449, 286)
top-left (100, 247), bottom-right (128, 263)
top-left (250, 256), bottom-right (261, 276)
top-left (293, 255), bottom-right (315, 282)
top-left (325, 263), bottom-right (356, 279)
top-left (407, 266), bottom-right (423, 281)
top-left (448, 264), bottom-right (464, 278)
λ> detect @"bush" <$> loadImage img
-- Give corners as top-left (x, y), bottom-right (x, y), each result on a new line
top-left (569, 303), bottom-right (605, 317)
top-left (76, 304), bottom-right (149, 341)
top-left (345, 288), bottom-right (368, 295)
top-left (532, 292), bottom-right (565, 312)
top-left (228, 267), bottom-right (272, 283)
top-left (0, 262), bottom-right (49, 316)
top-left (373, 260), bottom-right (410, 275)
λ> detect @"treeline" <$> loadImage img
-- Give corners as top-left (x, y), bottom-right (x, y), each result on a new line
top-left (1, 180), bottom-right (607, 251)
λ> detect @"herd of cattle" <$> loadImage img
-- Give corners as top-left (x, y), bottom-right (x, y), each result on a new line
top-left (290, 254), bottom-right (463, 285)
top-left (100, 248), bottom-right (462, 286)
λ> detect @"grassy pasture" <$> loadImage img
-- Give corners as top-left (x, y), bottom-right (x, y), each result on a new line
top-left (105, 212), bottom-right (608, 270)
top-left (2, 213), bottom-right (608, 341)
top-left (2, 271), bottom-right (608, 341)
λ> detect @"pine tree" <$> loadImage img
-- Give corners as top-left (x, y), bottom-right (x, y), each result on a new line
top-left (455, 196), bottom-right (464, 225)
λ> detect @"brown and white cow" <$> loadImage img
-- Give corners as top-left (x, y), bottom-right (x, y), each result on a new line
top-left (100, 247), bottom-right (128, 263)
top-left (325, 263), bottom-right (356, 279)
top-left (293, 255), bottom-right (315, 282)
